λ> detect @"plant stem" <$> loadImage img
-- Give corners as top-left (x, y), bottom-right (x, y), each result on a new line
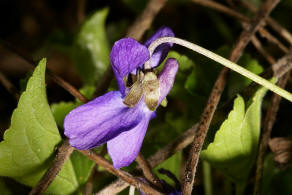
top-left (202, 160), bottom-right (213, 195)
top-left (145, 37), bottom-right (292, 103)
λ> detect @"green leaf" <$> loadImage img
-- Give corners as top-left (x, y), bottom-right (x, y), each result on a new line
top-left (0, 59), bottom-right (78, 194)
top-left (201, 85), bottom-right (269, 184)
top-left (73, 8), bottom-right (110, 84)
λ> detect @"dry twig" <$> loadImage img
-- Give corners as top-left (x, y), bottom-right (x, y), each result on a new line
top-left (136, 153), bottom-right (164, 190)
top-left (182, 0), bottom-right (280, 194)
top-left (0, 40), bottom-right (88, 103)
top-left (98, 53), bottom-right (292, 195)
top-left (29, 140), bottom-right (74, 195)
top-left (254, 59), bottom-right (291, 195)
top-left (79, 150), bottom-right (163, 195)
top-left (97, 124), bottom-right (199, 194)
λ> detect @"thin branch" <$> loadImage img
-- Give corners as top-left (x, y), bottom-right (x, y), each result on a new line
top-left (0, 71), bottom-right (19, 100)
top-left (251, 36), bottom-right (276, 65)
top-left (182, 0), bottom-right (280, 194)
top-left (76, 0), bottom-right (86, 26)
top-left (191, 0), bottom-right (288, 55)
top-left (136, 153), bottom-right (163, 190)
top-left (97, 124), bottom-right (199, 194)
top-left (84, 165), bottom-right (97, 195)
top-left (0, 40), bottom-right (88, 103)
top-left (29, 140), bottom-right (74, 195)
top-left (126, 0), bottom-right (168, 40)
top-left (79, 150), bottom-right (163, 195)
top-left (191, 0), bottom-right (248, 22)
top-left (98, 52), bottom-right (292, 195)
top-left (97, 179), bottom-right (130, 195)
top-left (46, 70), bottom-right (88, 103)
top-left (254, 72), bottom-right (290, 195)
top-left (240, 0), bottom-right (292, 45)
top-left (258, 28), bottom-right (289, 53)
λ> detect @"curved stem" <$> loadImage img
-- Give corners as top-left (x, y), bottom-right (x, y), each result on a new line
top-left (145, 37), bottom-right (292, 102)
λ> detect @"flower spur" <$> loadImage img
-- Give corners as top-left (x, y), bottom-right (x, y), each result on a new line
top-left (64, 26), bottom-right (178, 169)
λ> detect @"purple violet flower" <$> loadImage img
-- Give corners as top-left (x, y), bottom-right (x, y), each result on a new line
top-left (64, 26), bottom-right (178, 169)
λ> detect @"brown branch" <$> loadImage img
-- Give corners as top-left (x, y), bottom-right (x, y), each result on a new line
top-left (97, 53), bottom-right (292, 194)
top-left (46, 70), bottom-right (88, 103)
top-left (191, 0), bottom-right (249, 22)
top-left (182, 0), bottom-right (280, 194)
top-left (84, 165), bottom-right (97, 195)
top-left (136, 153), bottom-right (163, 190)
top-left (126, 0), bottom-right (168, 40)
top-left (241, 0), bottom-right (292, 46)
top-left (0, 40), bottom-right (88, 103)
top-left (76, 0), bottom-right (86, 26)
top-left (254, 72), bottom-right (291, 194)
top-left (79, 150), bottom-right (163, 195)
top-left (97, 179), bottom-right (130, 195)
top-left (97, 124), bottom-right (199, 194)
top-left (251, 36), bottom-right (276, 65)
top-left (29, 140), bottom-right (74, 195)
top-left (258, 28), bottom-right (289, 54)
top-left (191, 0), bottom-right (288, 55)
top-left (0, 71), bottom-right (19, 100)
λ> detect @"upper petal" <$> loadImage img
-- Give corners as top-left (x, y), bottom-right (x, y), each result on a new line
top-left (158, 58), bottom-right (179, 104)
top-left (107, 112), bottom-right (152, 169)
top-left (110, 38), bottom-right (149, 95)
top-left (144, 26), bottom-right (174, 68)
top-left (64, 91), bottom-right (147, 150)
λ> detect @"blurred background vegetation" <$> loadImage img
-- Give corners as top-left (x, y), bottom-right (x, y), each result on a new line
top-left (1, 0), bottom-right (292, 194)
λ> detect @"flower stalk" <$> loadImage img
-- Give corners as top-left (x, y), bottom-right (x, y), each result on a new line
top-left (145, 37), bottom-right (292, 102)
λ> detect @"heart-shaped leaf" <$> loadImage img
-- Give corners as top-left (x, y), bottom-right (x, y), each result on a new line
top-left (0, 59), bottom-right (78, 194)
top-left (201, 85), bottom-right (269, 183)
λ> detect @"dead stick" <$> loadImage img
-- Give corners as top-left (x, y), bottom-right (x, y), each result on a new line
top-left (29, 140), bottom-right (74, 195)
top-left (97, 124), bottom-right (198, 194)
top-left (0, 40), bottom-right (88, 103)
top-left (241, 0), bottom-right (292, 45)
top-left (191, 0), bottom-right (289, 54)
top-left (251, 36), bottom-right (276, 65)
top-left (98, 52), bottom-right (292, 194)
top-left (79, 150), bottom-right (163, 195)
top-left (254, 72), bottom-right (290, 195)
top-left (136, 153), bottom-right (164, 190)
top-left (182, 0), bottom-right (280, 194)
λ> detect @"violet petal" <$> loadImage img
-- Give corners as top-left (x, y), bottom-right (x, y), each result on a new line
top-left (110, 38), bottom-right (149, 96)
top-left (107, 111), bottom-right (152, 169)
top-left (158, 58), bottom-right (179, 104)
top-left (64, 91), bottom-right (147, 149)
top-left (144, 26), bottom-right (174, 68)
